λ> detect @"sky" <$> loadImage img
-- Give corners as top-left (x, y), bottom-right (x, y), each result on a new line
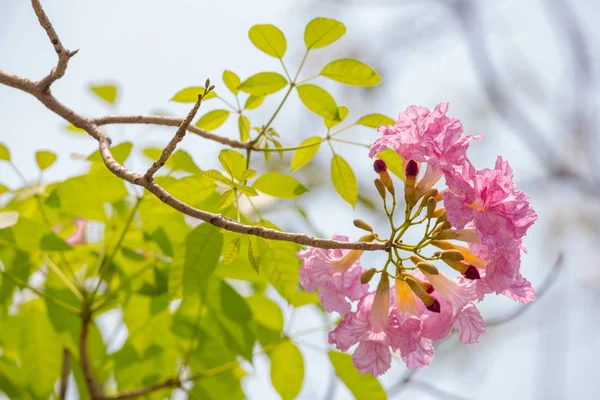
top-left (1, 0), bottom-right (600, 399)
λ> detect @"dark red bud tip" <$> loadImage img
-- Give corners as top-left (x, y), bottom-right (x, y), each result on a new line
top-left (426, 299), bottom-right (441, 313)
top-left (373, 159), bottom-right (387, 174)
top-left (426, 286), bottom-right (435, 294)
top-left (405, 160), bottom-right (419, 177)
top-left (463, 265), bottom-right (481, 280)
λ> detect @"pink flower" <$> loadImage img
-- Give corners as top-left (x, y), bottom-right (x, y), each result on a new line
top-left (328, 292), bottom-right (422, 376)
top-left (369, 103), bottom-right (479, 174)
top-left (297, 235), bottom-right (368, 315)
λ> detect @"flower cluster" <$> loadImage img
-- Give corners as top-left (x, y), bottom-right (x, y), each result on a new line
top-left (297, 103), bottom-right (537, 376)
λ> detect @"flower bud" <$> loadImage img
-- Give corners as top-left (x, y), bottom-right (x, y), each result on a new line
top-left (370, 274), bottom-right (390, 331)
top-left (360, 268), bottom-right (377, 284)
top-left (463, 265), bottom-right (481, 280)
top-left (353, 219), bottom-right (373, 233)
top-left (426, 197), bottom-right (437, 218)
top-left (416, 261), bottom-right (439, 275)
top-left (404, 186), bottom-right (420, 211)
top-left (405, 160), bottom-right (419, 188)
top-left (373, 159), bottom-right (387, 174)
top-left (431, 221), bottom-right (451, 236)
top-left (440, 250), bottom-right (464, 262)
top-left (434, 189), bottom-right (445, 202)
top-left (432, 207), bottom-right (446, 219)
top-left (205, 78), bottom-right (211, 89)
top-left (436, 228), bottom-right (481, 244)
top-left (358, 233), bottom-right (375, 242)
top-left (421, 188), bottom-right (439, 204)
top-left (410, 255), bottom-right (426, 265)
top-left (374, 178), bottom-right (386, 199)
top-left (430, 240), bottom-right (487, 269)
top-left (405, 275), bottom-right (440, 313)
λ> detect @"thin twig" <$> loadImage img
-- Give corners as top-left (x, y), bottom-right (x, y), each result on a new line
top-left (59, 349), bottom-right (71, 400)
top-left (92, 115), bottom-right (250, 149)
top-left (80, 311), bottom-right (102, 398)
top-left (144, 90), bottom-right (209, 180)
top-left (97, 378), bottom-right (180, 400)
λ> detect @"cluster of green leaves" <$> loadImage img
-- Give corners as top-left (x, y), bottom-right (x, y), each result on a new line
top-left (170, 17), bottom-right (395, 207)
top-left (1, 15), bottom-right (398, 400)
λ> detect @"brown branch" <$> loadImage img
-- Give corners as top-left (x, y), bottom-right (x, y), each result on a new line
top-left (59, 349), bottom-right (71, 400)
top-left (31, 0), bottom-right (78, 91)
top-left (0, 1), bottom-right (388, 252)
top-left (80, 312), bottom-right (102, 399)
top-left (98, 378), bottom-right (180, 400)
top-left (144, 90), bottom-right (207, 180)
top-left (92, 115), bottom-right (251, 150)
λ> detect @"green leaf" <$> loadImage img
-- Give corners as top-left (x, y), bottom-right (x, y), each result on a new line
top-left (247, 236), bottom-right (261, 274)
top-left (223, 70), bottom-right (241, 95)
top-left (238, 115), bottom-right (251, 142)
top-left (270, 340), bottom-right (304, 400)
top-left (291, 137), bottom-right (321, 172)
top-left (35, 150), bottom-right (57, 171)
top-left (240, 169), bottom-right (257, 181)
top-left (20, 301), bottom-right (62, 398)
top-left (249, 24), bottom-right (287, 58)
top-left (304, 17), bottom-right (346, 49)
top-left (219, 281), bottom-right (253, 322)
top-left (357, 113), bottom-right (395, 128)
top-left (173, 224), bottom-right (223, 299)
top-left (321, 59), bottom-right (382, 87)
top-left (0, 183), bottom-right (9, 195)
top-left (326, 106), bottom-right (349, 128)
top-left (171, 150), bottom-right (202, 174)
top-left (223, 237), bottom-right (241, 265)
top-left (65, 123), bottom-right (87, 134)
top-left (0, 142), bottom-right (11, 161)
top-left (296, 84), bottom-right (338, 120)
top-left (0, 211), bottom-right (19, 229)
top-left (239, 72), bottom-right (288, 96)
top-left (376, 148), bottom-right (404, 181)
top-left (238, 186), bottom-right (258, 197)
top-left (219, 189), bottom-right (236, 210)
top-left (40, 232), bottom-right (73, 252)
top-left (218, 149), bottom-right (247, 181)
top-left (253, 172), bottom-right (308, 198)
top-left (247, 294), bottom-right (283, 331)
top-left (196, 109), bottom-right (230, 131)
top-left (203, 169), bottom-right (232, 185)
top-left (244, 95), bottom-right (264, 110)
top-left (328, 351), bottom-right (386, 399)
top-left (260, 241), bottom-right (300, 301)
top-left (90, 84), bottom-right (118, 104)
top-left (331, 154), bottom-right (358, 206)
top-left (171, 86), bottom-right (216, 102)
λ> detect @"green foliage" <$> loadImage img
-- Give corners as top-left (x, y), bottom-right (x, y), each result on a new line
top-left (171, 86), bottom-right (216, 102)
top-left (253, 172), bottom-right (308, 198)
top-left (90, 84), bottom-right (118, 104)
top-left (249, 24), bottom-right (287, 58)
top-left (35, 150), bottom-right (57, 171)
top-left (357, 113), bottom-right (395, 128)
top-left (196, 109), bottom-right (230, 131)
top-left (239, 72), bottom-right (288, 96)
top-left (0, 142), bottom-right (10, 161)
top-left (376, 148), bottom-right (405, 180)
top-left (321, 58), bottom-right (382, 86)
top-left (331, 154), bottom-right (358, 206)
top-left (328, 351), bottom-right (386, 399)
top-left (223, 70), bottom-right (241, 95)
top-left (270, 340), bottom-right (304, 400)
top-left (304, 17), bottom-right (346, 49)
top-left (0, 13), bottom-right (396, 399)
top-left (291, 137), bottom-right (322, 172)
top-left (296, 84), bottom-right (338, 120)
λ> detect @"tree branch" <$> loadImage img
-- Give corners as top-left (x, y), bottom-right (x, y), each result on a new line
top-left (31, 0), bottom-right (78, 91)
top-left (144, 89), bottom-right (209, 180)
top-left (0, 0), bottom-right (388, 253)
top-left (80, 312), bottom-right (102, 399)
top-left (59, 349), bottom-right (71, 400)
top-left (92, 115), bottom-right (251, 149)
top-left (98, 378), bottom-right (180, 400)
